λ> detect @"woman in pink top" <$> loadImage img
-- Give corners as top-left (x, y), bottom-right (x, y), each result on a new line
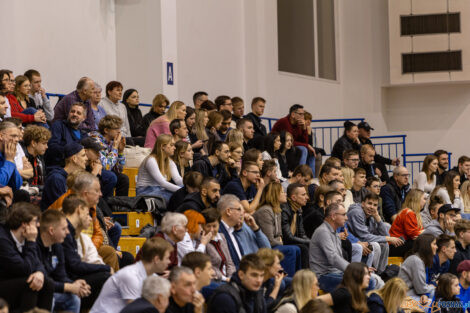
top-left (144, 101), bottom-right (186, 148)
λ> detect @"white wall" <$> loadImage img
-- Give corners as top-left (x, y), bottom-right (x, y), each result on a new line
top-left (2, 0), bottom-right (468, 163)
top-left (115, 0), bottom-right (163, 106)
top-left (0, 0), bottom-right (117, 95)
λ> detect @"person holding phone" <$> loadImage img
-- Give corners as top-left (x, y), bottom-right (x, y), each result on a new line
top-left (257, 248), bottom-right (289, 311)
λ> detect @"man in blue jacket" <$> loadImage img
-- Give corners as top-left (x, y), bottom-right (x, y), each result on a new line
top-left (41, 142), bottom-right (88, 211)
top-left (0, 121), bottom-right (22, 191)
top-left (61, 194), bottom-right (111, 310)
top-left (0, 202), bottom-right (54, 312)
top-left (37, 209), bottom-right (91, 313)
top-left (45, 102), bottom-right (88, 168)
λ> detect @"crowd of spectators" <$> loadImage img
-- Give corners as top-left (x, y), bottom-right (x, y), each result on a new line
top-left (1, 69), bottom-right (470, 313)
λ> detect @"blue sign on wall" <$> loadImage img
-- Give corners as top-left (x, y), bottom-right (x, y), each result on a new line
top-left (167, 62), bottom-right (174, 85)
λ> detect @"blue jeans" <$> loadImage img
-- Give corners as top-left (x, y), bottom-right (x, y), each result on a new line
top-left (274, 245), bottom-right (301, 277)
top-left (136, 185), bottom-right (174, 203)
top-left (297, 145), bottom-right (316, 177)
top-left (100, 169), bottom-right (118, 199)
top-left (319, 272), bottom-right (377, 293)
top-left (53, 292), bottom-right (80, 313)
top-left (108, 222), bottom-right (122, 249)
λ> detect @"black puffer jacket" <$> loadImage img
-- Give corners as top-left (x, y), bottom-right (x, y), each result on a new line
top-left (331, 134), bottom-right (361, 161)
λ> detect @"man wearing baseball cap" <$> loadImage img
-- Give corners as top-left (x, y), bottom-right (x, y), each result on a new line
top-left (41, 142), bottom-right (88, 210)
top-left (358, 121), bottom-right (400, 169)
top-left (457, 260), bottom-right (470, 308)
top-left (81, 137), bottom-right (117, 199)
top-left (423, 204), bottom-right (460, 237)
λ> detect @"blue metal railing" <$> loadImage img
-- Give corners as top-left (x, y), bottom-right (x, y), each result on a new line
top-left (46, 92), bottom-right (408, 166)
top-left (403, 152), bottom-right (452, 183)
top-left (370, 135), bottom-right (407, 173)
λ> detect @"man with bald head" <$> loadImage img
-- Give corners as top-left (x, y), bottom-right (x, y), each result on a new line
top-left (53, 77), bottom-right (96, 131)
top-left (380, 166), bottom-right (411, 223)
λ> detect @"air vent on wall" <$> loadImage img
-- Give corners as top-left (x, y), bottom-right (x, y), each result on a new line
top-left (402, 50), bottom-right (462, 74)
top-left (401, 13), bottom-right (460, 36)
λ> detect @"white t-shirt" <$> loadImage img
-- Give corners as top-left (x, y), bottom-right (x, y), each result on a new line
top-left (90, 261), bottom-right (148, 313)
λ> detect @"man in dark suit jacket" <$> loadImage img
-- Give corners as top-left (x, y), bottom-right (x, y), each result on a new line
top-left (218, 194), bottom-right (246, 267)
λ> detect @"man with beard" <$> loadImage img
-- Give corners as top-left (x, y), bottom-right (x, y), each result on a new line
top-left (176, 177), bottom-right (220, 213)
top-left (191, 141), bottom-right (237, 189)
top-left (217, 110), bottom-right (232, 141)
top-left (45, 102), bottom-right (88, 169)
top-left (434, 150), bottom-right (449, 185)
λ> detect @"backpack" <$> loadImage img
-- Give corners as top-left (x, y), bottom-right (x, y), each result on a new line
top-left (380, 264), bottom-right (400, 282)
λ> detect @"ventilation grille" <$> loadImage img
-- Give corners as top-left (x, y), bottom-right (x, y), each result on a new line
top-left (401, 13), bottom-right (460, 36)
top-left (402, 51), bottom-right (462, 74)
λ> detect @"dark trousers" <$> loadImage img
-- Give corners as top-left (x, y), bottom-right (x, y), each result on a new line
top-left (100, 169), bottom-right (117, 199)
top-left (0, 277), bottom-right (54, 313)
top-left (80, 271), bottom-right (111, 310)
top-left (290, 243), bottom-right (309, 269)
top-left (389, 239), bottom-right (414, 257)
top-left (116, 172), bottom-right (129, 197)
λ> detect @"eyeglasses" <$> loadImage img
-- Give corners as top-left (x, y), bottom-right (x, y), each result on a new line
top-left (229, 207), bottom-right (242, 211)
top-left (348, 158), bottom-right (360, 162)
top-left (398, 174), bottom-right (410, 177)
top-left (246, 170), bottom-right (260, 175)
top-left (335, 212), bottom-right (347, 216)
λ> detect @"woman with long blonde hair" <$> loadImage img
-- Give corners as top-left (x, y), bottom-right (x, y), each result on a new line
top-left (136, 134), bottom-right (183, 202)
top-left (275, 269), bottom-right (320, 313)
top-left (188, 108), bottom-right (209, 155)
top-left (145, 100), bottom-right (186, 148)
top-left (253, 182), bottom-right (287, 247)
top-left (389, 189), bottom-right (426, 257)
top-left (367, 277), bottom-right (408, 313)
top-left (172, 140), bottom-right (193, 177)
top-left (461, 180), bottom-right (470, 213)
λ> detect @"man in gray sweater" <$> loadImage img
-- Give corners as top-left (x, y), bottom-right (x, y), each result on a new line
top-left (346, 193), bottom-right (403, 274)
top-left (309, 202), bottom-right (349, 292)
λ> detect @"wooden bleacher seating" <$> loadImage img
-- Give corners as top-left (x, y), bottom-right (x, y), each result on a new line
top-left (122, 167), bottom-right (138, 197)
top-left (117, 237), bottom-right (147, 257)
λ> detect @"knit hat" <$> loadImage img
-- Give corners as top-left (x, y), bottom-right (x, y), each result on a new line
top-left (64, 142), bottom-right (84, 159)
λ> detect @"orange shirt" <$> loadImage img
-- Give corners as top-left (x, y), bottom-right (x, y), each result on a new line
top-left (389, 208), bottom-right (423, 241)
top-left (47, 190), bottom-right (104, 249)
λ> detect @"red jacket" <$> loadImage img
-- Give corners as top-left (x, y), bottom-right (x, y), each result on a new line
top-left (271, 115), bottom-right (308, 148)
top-left (7, 94), bottom-right (35, 123)
top-left (389, 208), bottom-right (423, 241)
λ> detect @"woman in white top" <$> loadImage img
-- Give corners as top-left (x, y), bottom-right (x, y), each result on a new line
top-left (136, 134), bottom-right (183, 202)
top-left (436, 170), bottom-right (464, 212)
top-left (415, 155), bottom-right (438, 195)
top-left (261, 132), bottom-right (286, 181)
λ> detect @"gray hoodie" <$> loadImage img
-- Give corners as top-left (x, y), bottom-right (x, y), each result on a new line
top-left (398, 254), bottom-right (435, 297)
top-left (346, 203), bottom-right (389, 243)
top-left (422, 219), bottom-right (454, 237)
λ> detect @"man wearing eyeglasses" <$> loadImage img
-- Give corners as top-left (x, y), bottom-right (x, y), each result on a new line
top-left (222, 161), bottom-right (264, 215)
top-left (380, 166), bottom-right (411, 223)
top-left (0, 121), bottom-right (22, 191)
